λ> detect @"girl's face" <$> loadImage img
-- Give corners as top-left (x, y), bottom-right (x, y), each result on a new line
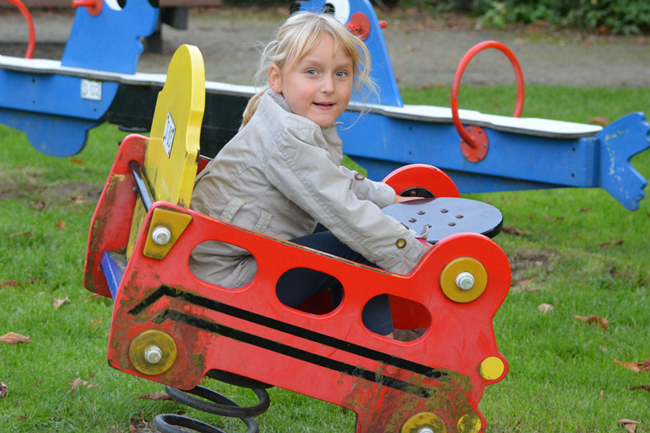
top-left (268, 33), bottom-right (354, 128)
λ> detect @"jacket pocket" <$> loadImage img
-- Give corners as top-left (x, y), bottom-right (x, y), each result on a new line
top-left (220, 197), bottom-right (245, 222)
top-left (253, 210), bottom-right (273, 232)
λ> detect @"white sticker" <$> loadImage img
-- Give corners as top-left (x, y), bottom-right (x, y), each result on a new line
top-left (80, 79), bottom-right (102, 101)
top-left (162, 112), bottom-right (176, 157)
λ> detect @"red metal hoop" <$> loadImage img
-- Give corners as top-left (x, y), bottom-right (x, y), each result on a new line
top-left (2, 0), bottom-right (35, 59)
top-left (451, 41), bottom-right (525, 157)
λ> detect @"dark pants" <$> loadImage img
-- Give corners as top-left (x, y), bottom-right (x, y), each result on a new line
top-left (276, 226), bottom-right (394, 336)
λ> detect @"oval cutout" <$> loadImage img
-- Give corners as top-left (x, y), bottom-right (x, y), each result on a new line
top-left (364, 294), bottom-right (431, 340)
top-left (189, 240), bottom-right (257, 289)
top-left (276, 267), bottom-right (343, 315)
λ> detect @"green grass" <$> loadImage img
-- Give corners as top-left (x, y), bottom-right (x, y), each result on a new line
top-left (1, 84), bottom-right (649, 432)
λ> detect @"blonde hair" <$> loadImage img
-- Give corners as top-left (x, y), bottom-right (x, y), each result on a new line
top-left (240, 12), bottom-right (376, 129)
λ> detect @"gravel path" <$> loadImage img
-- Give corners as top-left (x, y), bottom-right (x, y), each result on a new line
top-left (1, 9), bottom-right (650, 88)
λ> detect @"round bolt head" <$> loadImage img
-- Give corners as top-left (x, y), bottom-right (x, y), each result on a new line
top-left (419, 428), bottom-right (435, 433)
top-left (144, 345), bottom-right (163, 364)
top-left (151, 226), bottom-right (172, 246)
top-left (456, 272), bottom-right (475, 291)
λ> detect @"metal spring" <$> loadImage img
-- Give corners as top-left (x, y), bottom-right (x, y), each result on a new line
top-left (153, 371), bottom-right (271, 433)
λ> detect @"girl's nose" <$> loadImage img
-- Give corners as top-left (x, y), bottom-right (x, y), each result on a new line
top-left (321, 76), bottom-right (334, 94)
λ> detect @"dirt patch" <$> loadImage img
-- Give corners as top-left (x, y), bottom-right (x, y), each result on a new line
top-left (0, 167), bottom-right (102, 203)
top-left (507, 247), bottom-right (555, 285)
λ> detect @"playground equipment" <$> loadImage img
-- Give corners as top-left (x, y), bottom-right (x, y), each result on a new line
top-left (84, 44), bottom-right (511, 433)
top-left (0, 0), bottom-right (648, 209)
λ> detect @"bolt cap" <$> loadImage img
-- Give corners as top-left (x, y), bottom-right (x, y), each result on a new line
top-left (456, 272), bottom-right (475, 290)
top-left (151, 226), bottom-right (172, 246)
top-left (144, 345), bottom-right (163, 364)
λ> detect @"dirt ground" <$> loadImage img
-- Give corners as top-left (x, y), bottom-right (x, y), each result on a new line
top-left (1, 8), bottom-right (650, 88)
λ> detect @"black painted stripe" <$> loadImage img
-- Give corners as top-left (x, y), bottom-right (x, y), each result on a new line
top-left (153, 309), bottom-right (433, 398)
top-left (129, 285), bottom-right (447, 381)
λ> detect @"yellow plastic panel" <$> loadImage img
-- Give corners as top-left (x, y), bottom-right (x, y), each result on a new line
top-left (126, 44), bottom-right (205, 259)
top-left (143, 208), bottom-right (193, 260)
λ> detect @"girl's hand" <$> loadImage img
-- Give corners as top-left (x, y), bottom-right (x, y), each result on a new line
top-left (394, 195), bottom-right (422, 203)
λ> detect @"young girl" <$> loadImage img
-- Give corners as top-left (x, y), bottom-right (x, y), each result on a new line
top-left (189, 12), bottom-right (430, 337)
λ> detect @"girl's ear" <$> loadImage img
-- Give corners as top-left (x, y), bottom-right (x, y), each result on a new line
top-left (268, 64), bottom-right (283, 94)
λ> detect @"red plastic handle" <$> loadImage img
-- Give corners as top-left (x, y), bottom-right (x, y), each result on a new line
top-left (451, 41), bottom-right (525, 148)
top-left (71, 0), bottom-right (102, 17)
top-left (2, 0), bottom-right (35, 59)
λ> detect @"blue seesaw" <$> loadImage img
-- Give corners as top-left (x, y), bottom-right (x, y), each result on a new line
top-left (0, 0), bottom-right (648, 210)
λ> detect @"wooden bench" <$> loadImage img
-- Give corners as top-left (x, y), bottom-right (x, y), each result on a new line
top-left (84, 44), bottom-right (511, 433)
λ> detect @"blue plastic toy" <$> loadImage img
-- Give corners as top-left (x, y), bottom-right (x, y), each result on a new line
top-left (0, 0), bottom-right (647, 209)
top-left (0, 0), bottom-right (158, 156)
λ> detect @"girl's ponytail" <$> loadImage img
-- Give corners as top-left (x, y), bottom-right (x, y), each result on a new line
top-left (240, 88), bottom-right (266, 130)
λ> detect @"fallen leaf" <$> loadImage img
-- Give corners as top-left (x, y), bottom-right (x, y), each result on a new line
top-left (55, 221), bottom-right (67, 231)
top-left (2, 280), bottom-right (21, 287)
top-left (596, 25), bottom-right (611, 35)
top-left (0, 382), bottom-right (7, 397)
top-left (71, 157), bottom-right (83, 165)
top-left (68, 378), bottom-right (98, 393)
top-left (91, 317), bottom-right (103, 326)
top-left (588, 117), bottom-right (610, 126)
top-left (0, 332), bottom-right (31, 345)
top-left (9, 231), bottom-right (32, 239)
top-left (129, 425), bottom-right (137, 433)
top-left (16, 416), bottom-right (27, 421)
top-left (572, 314), bottom-right (609, 329)
top-left (25, 278), bottom-right (41, 285)
top-left (130, 393), bottom-right (172, 402)
top-left (86, 293), bottom-right (102, 301)
top-left (538, 303), bottom-right (554, 314)
top-left (579, 208), bottom-right (591, 213)
top-left (515, 278), bottom-right (534, 286)
top-left (52, 296), bottom-right (71, 310)
top-left (29, 201), bottom-right (45, 210)
top-left (614, 358), bottom-right (650, 373)
top-left (599, 390), bottom-right (604, 398)
top-left (434, 82), bottom-right (446, 87)
top-left (418, 84), bottom-right (432, 90)
top-left (68, 195), bottom-right (86, 205)
top-left (503, 225), bottom-right (533, 236)
top-left (619, 419), bottom-right (638, 433)
top-left (600, 239), bottom-right (624, 248)
top-left (630, 385), bottom-right (650, 392)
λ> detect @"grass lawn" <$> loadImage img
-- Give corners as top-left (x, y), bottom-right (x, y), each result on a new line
top-left (1, 84), bottom-right (649, 432)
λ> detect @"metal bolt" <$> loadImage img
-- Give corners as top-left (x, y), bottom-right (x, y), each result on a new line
top-left (409, 218), bottom-right (417, 223)
top-left (418, 429), bottom-right (434, 433)
top-left (441, 209), bottom-right (449, 214)
top-left (417, 211), bottom-right (426, 215)
top-left (456, 214), bottom-right (464, 219)
top-left (151, 226), bottom-right (172, 246)
top-left (448, 222), bottom-right (456, 226)
top-left (456, 272), bottom-right (475, 291)
top-left (144, 345), bottom-right (163, 364)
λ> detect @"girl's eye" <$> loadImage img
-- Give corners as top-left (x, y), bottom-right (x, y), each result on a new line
top-left (306, 69), bottom-right (318, 75)
top-left (336, 71), bottom-right (349, 78)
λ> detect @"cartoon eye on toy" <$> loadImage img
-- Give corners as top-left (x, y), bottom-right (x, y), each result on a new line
top-left (104, 0), bottom-right (124, 11)
top-left (323, 0), bottom-right (350, 25)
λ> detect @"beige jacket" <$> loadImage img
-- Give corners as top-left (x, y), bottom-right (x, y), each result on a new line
top-left (189, 90), bottom-right (428, 288)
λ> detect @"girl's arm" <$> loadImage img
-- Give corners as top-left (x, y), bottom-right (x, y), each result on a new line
top-left (265, 128), bottom-right (429, 275)
top-left (338, 166), bottom-right (395, 208)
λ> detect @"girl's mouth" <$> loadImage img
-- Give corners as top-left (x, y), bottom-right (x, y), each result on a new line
top-left (314, 102), bottom-right (334, 108)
